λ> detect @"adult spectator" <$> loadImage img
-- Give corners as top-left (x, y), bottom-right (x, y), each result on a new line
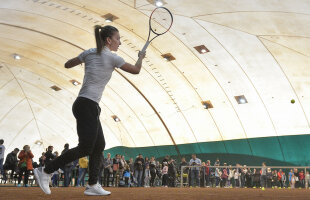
top-left (134, 154), bottom-right (144, 187)
top-left (39, 152), bottom-right (46, 167)
top-left (3, 148), bottom-right (19, 182)
top-left (17, 145), bottom-right (34, 187)
top-left (77, 156), bottom-right (88, 187)
top-left (179, 157), bottom-right (188, 186)
top-left (103, 153), bottom-right (113, 187)
top-left (162, 162), bottom-right (168, 187)
top-left (0, 139), bottom-right (5, 176)
top-left (44, 146), bottom-right (55, 166)
top-left (61, 143), bottom-right (73, 187)
top-left (252, 168), bottom-right (261, 188)
top-left (149, 157), bottom-right (156, 187)
top-left (112, 154), bottom-right (121, 187)
top-left (278, 169), bottom-right (284, 188)
top-left (260, 162), bottom-right (267, 189)
top-left (214, 158), bottom-right (220, 166)
top-left (214, 163), bottom-right (221, 187)
top-left (168, 158), bottom-right (176, 187)
top-left (51, 152), bottom-right (60, 187)
top-left (189, 154), bottom-right (201, 187)
top-left (161, 155), bottom-right (169, 167)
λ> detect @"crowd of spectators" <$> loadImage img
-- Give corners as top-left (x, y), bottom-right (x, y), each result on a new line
top-left (0, 139), bottom-right (309, 189)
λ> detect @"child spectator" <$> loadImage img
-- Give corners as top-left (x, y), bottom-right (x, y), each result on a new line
top-left (289, 169), bottom-right (294, 187)
top-left (162, 162), bottom-right (168, 187)
top-left (234, 164), bottom-right (241, 188)
top-left (144, 165), bottom-right (151, 187)
top-left (228, 165), bottom-right (234, 188)
top-left (149, 157), bottom-right (157, 187)
top-left (123, 165), bottom-right (131, 187)
top-left (221, 163), bottom-right (228, 188)
top-left (281, 172), bottom-right (286, 188)
top-left (305, 171), bottom-right (310, 188)
top-left (291, 174), bottom-right (296, 189)
top-left (215, 164), bottom-right (221, 188)
top-left (299, 170), bottom-right (305, 188)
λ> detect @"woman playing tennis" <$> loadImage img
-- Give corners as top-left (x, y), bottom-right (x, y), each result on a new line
top-left (34, 25), bottom-right (146, 196)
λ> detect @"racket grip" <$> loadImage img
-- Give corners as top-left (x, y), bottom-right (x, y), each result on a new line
top-left (141, 41), bottom-right (150, 53)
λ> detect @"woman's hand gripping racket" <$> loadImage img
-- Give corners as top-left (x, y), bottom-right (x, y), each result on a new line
top-left (141, 7), bottom-right (173, 53)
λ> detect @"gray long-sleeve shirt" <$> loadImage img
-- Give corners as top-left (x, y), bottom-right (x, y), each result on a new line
top-left (103, 157), bottom-right (113, 168)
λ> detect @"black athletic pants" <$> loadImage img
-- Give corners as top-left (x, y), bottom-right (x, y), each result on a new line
top-left (45, 97), bottom-right (105, 185)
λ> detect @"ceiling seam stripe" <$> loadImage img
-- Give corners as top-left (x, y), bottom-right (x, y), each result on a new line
top-left (0, 36), bottom-right (71, 60)
top-left (108, 86), bottom-right (159, 148)
top-left (258, 36), bottom-right (310, 58)
top-left (196, 19), bottom-right (288, 160)
top-left (193, 19), bottom-right (254, 155)
top-left (1, 59), bottom-right (126, 146)
top-left (0, 77), bottom-right (15, 90)
top-left (257, 37), bottom-right (310, 128)
top-left (0, 96), bottom-right (26, 125)
top-left (190, 10), bottom-right (310, 18)
top-left (6, 118), bottom-right (35, 151)
top-left (5, 63), bottom-right (46, 150)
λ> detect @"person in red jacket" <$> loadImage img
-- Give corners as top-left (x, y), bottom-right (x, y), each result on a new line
top-left (299, 170), bottom-right (305, 188)
top-left (277, 169), bottom-right (284, 188)
top-left (17, 145), bottom-right (34, 187)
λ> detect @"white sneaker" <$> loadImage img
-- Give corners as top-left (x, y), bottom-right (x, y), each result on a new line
top-left (34, 167), bottom-right (52, 195)
top-left (84, 184), bottom-right (111, 196)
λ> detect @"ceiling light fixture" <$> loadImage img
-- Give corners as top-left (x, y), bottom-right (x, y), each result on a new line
top-left (101, 13), bottom-right (119, 23)
top-left (161, 53), bottom-right (176, 62)
top-left (35, 140), bottom-right (43, 145)
top-left (13, 54), bottom-right (21, 60)
top-left (51, 85), bottom-right (61, 91)
top-left (194, 45), bottom-right (210, 54)
top-left (155, 0), bottom-right (163, 7)
top-left (70, 79), bottom-right (81, 86)
top-left (235, 95), bottom-right (248, 104)
top-left (112, 115), bottom-right (120, 122)
top-left (201, 100), bottom-right (214, 109)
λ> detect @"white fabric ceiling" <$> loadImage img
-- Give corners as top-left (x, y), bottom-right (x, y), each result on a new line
top-left (0, 0), bottom-right (309, 158)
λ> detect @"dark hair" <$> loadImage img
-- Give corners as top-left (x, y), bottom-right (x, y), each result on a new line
top-left (0, 139), bottom-right (4, 144)
top-left (95, 25), bottom-right (119, 54)
top-left (64, 143), bottom-right (69, 148)
top-left (14, 148), bottom-right (19, 152)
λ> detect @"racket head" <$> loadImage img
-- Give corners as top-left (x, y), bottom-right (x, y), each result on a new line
top-left (149, 7), bottom-right (173, 36)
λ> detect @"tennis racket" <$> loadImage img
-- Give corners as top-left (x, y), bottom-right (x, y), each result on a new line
top-left (141, 7), bottom-right (173, 52)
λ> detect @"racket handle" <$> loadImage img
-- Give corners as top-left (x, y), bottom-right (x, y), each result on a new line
top-left (141, 41), bottom-right (150, 53)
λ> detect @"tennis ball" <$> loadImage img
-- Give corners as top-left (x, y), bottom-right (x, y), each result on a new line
top-left (262, 187), bottom-right (265, 191)
top-left (291, 99), bottom-right (295, 104)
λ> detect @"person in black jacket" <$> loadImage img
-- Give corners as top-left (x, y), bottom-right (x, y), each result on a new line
top-left (3, 148), bottom-right (19, 181)
top-left (62, 143), bottom-right (74, 187)
top-left (45, 146), bottom-right (55, 166)
top-left (134, 154), bottom-right (144, 187)
top-left (168, 158), bottom-right (176, 187)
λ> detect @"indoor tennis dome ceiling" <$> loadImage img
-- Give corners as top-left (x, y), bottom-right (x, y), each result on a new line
top-left (1, 0), bottom-right (310, 165)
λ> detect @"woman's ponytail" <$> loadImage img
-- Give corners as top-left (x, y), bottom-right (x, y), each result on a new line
top-left (95, 25), bottom-right (103, 54)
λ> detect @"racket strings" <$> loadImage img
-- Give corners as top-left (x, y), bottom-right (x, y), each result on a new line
top-left (150, 8), bottom-right (173, 35)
